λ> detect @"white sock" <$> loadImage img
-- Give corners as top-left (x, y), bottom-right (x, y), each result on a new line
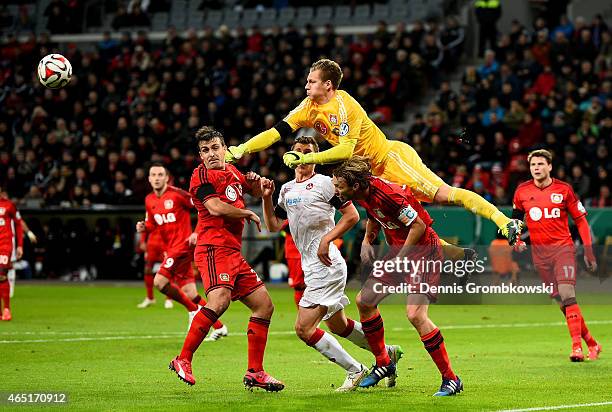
top-left (7, 269), bottom-right (15, 298)
top-left (312, 331), bottom-right (362, 373)
top-left (342, 321), bottom-right (393, 354)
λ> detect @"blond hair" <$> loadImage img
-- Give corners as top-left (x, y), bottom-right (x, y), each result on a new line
top-left (310, 58), bottom-right (343, 90)
top-left (332, 156), bottom-right (372, 189)
top-left (528, 149), bottom-right (553, 164)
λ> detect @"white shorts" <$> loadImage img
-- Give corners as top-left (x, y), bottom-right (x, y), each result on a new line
top-left (299, 259), bottom-right (349, 321)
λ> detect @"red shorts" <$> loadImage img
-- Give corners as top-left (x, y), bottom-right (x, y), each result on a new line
top-left (195, 245), bottom-right (264, 301)
top-left (286, 257), bottom-right (305, 290)
top-left (532, 246), bottom-right (576, 297)
top-left (0, 248), bottom-right (11, 275)
top-left (157, 248), bottom-right (195, 288)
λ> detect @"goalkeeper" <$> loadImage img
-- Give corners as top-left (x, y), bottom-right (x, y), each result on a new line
top-left (226, 58), bottom-right (523, 246)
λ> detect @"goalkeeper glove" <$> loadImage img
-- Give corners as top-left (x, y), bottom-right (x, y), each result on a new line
top-left (283, 151), bottom-right (307, 169)
top-left (225, 144), bottom-right (247, 163)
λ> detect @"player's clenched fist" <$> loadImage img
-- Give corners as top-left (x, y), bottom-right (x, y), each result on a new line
top-left (260, 178), bottom-right (275, 198)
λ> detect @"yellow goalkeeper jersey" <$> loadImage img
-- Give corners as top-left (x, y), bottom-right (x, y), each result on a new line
top-left (283, 90), bottom-right (392, 165)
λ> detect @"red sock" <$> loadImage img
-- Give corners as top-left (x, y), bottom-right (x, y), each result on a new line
top-left (0, 281), bottom-right (9, 310)
top-left (192, 295), bottom-right (224, 328)
top-left (581, 317), bottom-right (597, 347)
top-left (360, 311), bottom-right (390, 366)
top-left (565, 304), bottom-right (584, 349)
top-left (247, 317), bottom-right (270, 372)
top-left (338, 318), bottom-right (355, 338)
top-left (160, 282), bottom-right (197, 311)
top-left (180, 307), bottom-right (218, 361)
top-left (421, 328), bottom-right (457, 380)
top-left (293, 288), bottom-right (304, 307)
top-left (144, 274), bottom-right (154, 300)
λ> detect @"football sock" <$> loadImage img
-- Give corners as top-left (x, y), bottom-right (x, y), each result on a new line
top-left (421, 328), bottom-right (457, 380)
top-left (563, 299), bottom-right (583, 349)
top-left (160, 282), bottom-right (197, 311)
top-left (190, 295), bottom-right (224, 328)
top-left (180, 307), bottom-right (218, 361)
top-left (0, 279), bottom-right (9, 310)
top-left (361, 311), bottom-right (390, 366)
top-left (581, 317), bottom-right (597, 347)
top-left (560, 305), bottom-right (596, 347)
top-left (336, 318), bottom-right (370, 350)
top-left (439, 239), bottom-right (465, 261)
top-left (7, 269), bottom-right (15, 298)
top-left (448, 187), bottom-right (510, 230)
top-left (144, 274), bottom-right (154, 300)
top-left (307, 328), bottom-right (362, 373)
top-left (247, 317), bottom-right (270, 372)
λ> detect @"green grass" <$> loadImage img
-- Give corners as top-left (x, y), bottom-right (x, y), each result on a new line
top-left (1, 285), bottom-right (612, 411)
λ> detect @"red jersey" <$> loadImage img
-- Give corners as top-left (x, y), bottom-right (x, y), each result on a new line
top-left (0, 198), bottom-right (23, 251)
top-left (190, 163), bottom-right (251, 251)
top-left (144, 186), bottom-right (193, 254)
top-left (356, 177), bottom-right (434, 246)
top-left (513, 178), bottom-right (586, 247)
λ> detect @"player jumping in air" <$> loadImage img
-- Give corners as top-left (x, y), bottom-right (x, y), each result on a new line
top-left (224, 58), bottom-right (523, 248)
top-left (0, 188), bottom-right (23, 321)
top-left (512, 149), bottom-right (601, 362)
top-left (136, 164), bottom-right (227, 338)
top-left (332, 157), bottom-right (463, 396)
top-left (260, 136), bottom-right (403, 391)
top-left (169, 126), bottom-right (284, 391)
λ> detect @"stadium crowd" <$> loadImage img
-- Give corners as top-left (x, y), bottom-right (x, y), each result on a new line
top-left (416, 14), bottom-right (612, 207)
top-left (0, 17), bottom-right (462, 208)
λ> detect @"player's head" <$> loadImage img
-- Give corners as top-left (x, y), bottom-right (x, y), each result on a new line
top-left (196, 126), bottom-right (226, 170)
top-left (291, 136), bottom-right (319, 174)
top-left (148, 163), bottom-right (169, 191)
top-left (528, 149), bottom-right (553, 182)
top-left (331, 156), bottom-right (372, 202)
top-left (307, 59), bottom-right (342, 99)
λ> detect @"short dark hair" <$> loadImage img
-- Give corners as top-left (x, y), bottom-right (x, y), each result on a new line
top-left (195, 126), bottom-right (225, 147)
top-left (291, 136), bottom-right (319, 152)
top-left (310, 59), bottom-right (343, 90)
top-left (148, 162), bottom-right (168, 174)
top-left (332, 156), bottom-right (372, 189)
top-left (528, 149), bottom-right (553, 164)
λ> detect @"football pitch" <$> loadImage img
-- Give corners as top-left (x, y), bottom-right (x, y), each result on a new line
top-left (1, 284), bottom-right (611, 411)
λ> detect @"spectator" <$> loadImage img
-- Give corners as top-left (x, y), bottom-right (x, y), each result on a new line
top-left (474, 0), bottom-right (502, 57)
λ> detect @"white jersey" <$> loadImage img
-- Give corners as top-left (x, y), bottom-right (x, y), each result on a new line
top-left (277, 174), bottom-right (347, 268)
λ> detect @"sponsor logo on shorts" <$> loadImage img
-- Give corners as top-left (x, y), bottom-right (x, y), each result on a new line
top-left (550, 193), bottom-right (563, 204)
top-left (219, 273), bottom-right (230, 282)
top-left (314, 120), bottom-right (328, 135)
top-left (164, 199), bottom-right (174, 209)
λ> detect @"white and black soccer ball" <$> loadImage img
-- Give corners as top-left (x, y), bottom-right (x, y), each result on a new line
top-left (37, 54), bottom-right (72, 89)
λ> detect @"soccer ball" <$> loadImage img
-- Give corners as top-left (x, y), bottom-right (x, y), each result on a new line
top-left (37, 54), bottom-right (72, 89)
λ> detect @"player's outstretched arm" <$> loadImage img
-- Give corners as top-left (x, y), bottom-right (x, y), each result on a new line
top-left (225, 127), bottom-right (285, 163)
top-left (283, 140), bottom-right (357, 168)
top-left (260, 178), bottom-right (284, 232)
top-left (317, 203), bottom-right (359, 266)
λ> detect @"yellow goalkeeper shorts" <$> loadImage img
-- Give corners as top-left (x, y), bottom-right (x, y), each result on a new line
top-left (372, 141), bottom-right (445, 202)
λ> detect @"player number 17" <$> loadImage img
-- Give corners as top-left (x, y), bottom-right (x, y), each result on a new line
top-left (562, 265), bottom-right (575, 279)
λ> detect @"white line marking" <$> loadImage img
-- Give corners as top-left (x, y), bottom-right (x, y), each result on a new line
top-left (1, 320), bottom-right (611, 344)
top-left (496, 401), bottom-right (612, 412)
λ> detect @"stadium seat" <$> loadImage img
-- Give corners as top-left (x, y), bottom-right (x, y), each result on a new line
top-left (204, 10), bottom-right (223, 27)
top-left (277, 7), bottom-right (295, 26)
top-left (152, 13), bottom-right (169, 31)
top-left (315, 6), bottom-right (333, 25)
top-left (373, 4), bottom-right (390, 21)
top-left (187, 11), bottom-right (204, 29)
top-left (258, 9), bottom-right (277, 28)
top-left (389, 4), bottom-right (410, 24)
top-left (223, 9), bottom-right (241, 28)
top-left (295, 7), bottom-right (314, 28)
top-left (353, 4), bottom-right (371, 25)
top-left (334, 5), bottom-right (352, 26)
top-left (241, 8), bottom-right (259, 28)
